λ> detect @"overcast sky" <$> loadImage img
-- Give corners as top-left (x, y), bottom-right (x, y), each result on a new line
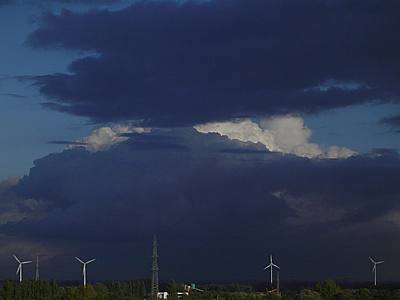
top-left (0, 0), bottom-right (400, 283)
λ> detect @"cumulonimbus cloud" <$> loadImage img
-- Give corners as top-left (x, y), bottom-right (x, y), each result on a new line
top-left (194, 115), bottom-right (356, 159)
top-left (1, 132), bottom-right (399, 279)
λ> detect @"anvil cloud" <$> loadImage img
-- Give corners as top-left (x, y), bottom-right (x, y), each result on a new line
top-left (29, 0), bottom-right (400, 126)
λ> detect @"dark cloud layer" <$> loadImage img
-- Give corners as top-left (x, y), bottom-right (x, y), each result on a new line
top-left (1, 130), bottom-right (400, 280)
top-left (0, 0), bottom-right (12, 6)
top-left (28, 0), bottom-right (400, 126)
top-left (381, 115), bottom-right (400, 129)
top-left (1, 0), bottom-right (123, 5)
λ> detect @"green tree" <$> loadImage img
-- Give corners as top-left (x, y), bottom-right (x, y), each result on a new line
top-left (264, 291), bottom-right (281, 300)
top-left (315, 280), bottom-right (340, 300)
top-left (300, 289), bottom-right (322, 300)
top-left (334, 289), bottom-right (353, 300)
top-left (167, 280), bottom-right (178, 300)
top-left (93, 283), bottom-right (108, 300)
top-left (353, 288), bottom-right (372, 300)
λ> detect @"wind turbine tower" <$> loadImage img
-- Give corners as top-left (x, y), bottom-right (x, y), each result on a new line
top-left (277, 270), bottom-right (280, 295)
top-left (151, 235), bottom-right (159, 296)
top-left (75, 257), bottom-right (96, 287)
top-left (35, 255), bottom-right (39, 280)
top-left (13, 255), bottom-right (32, 282)
top-left (369, 256), bottom-right (384, 286)
top-left (264, 255), bottom-right (280, 288)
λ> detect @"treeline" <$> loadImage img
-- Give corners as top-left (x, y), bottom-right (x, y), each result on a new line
top-left (0, 280), bottom-right (146, 300)
top-left (192, 280), bottom-right (400, 300)
top-left (1, 279), bottom-right (400, 300)
top-left (294, 279), bottom-right (400, 300)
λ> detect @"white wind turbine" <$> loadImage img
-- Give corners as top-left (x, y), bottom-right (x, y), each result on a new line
top-left (13, 255), bottom-right (32, 282)
top-left (75, 257), bottom-right (95, 287)
top-left (264, 255), bottom-right (280, 285)
top-left (369, 256), bottom-right (384, 286)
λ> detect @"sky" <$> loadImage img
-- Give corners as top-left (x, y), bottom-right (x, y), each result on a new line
top-left (0, 0), bottom-right (400, 283)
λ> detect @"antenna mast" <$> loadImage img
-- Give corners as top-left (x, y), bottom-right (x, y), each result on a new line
top-left (151, 235), bottom-right (159, 296)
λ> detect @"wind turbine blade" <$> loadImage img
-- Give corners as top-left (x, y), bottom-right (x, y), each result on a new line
top-left (377, 261), bottom-right (384, 264)
top-left (22, 261), bottom-right (32, 264)
top-left (16, 265), bottom-right (21, 275)
top-left (264, 264), bottom-right (272, 270)
top-left (75, 257), bottom-right (84, 264)
top-left (272, 264), bottom-right (280, 269)
top-left (86, 259), bottom-right (96, 264)
top-left (372, 265), bottom-right (376, 272)
top-left (369, 257), bottom-right (376, 263)
top-left (13, 254), bottom-right (21, 264)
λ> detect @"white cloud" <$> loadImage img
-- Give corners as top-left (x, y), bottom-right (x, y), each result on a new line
top-left (194, 115), bottom-right (356, 159)
top-left (68, 124), bottom-right (151, 152)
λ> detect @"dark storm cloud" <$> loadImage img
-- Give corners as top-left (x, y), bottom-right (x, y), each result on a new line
top-left (5, 129), bottom-right (400, 240)
top-left (49, 0), bottom-right (123, 3)
top-left (1, 129), bottom-right (400, 279)
top-left (381, 115), bottom-right (400, 129)
top-left (27, 0), bottom-right (400, 126)
top-left (0, 177), bottom-right (48, 225)
top-left (0, 0), bottom-right (13, 6)
top-left (1, 0), bottom-right (124, 5)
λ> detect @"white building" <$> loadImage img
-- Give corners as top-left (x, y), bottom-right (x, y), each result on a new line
top-left (157, 291), bottom-right (189, 299)
top-left (157, 292), bottom-right (168, 299)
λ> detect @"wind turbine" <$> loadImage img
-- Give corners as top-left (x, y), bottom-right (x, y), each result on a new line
top-left (264, 255), bottom-right (280, 285)
top-left (13, 255), bottom-right (32, 282)
top-left (369, 256), bottom-right (384, 286)
top-left (75, 257), bottom-right (95, 287)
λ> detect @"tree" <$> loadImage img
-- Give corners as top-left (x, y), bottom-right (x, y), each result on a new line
top-left (167, 280), bottom-right (178, 300)
top-left (333, 290), bottom-right (353, 300)
top-left (315, 280), bottom-right (340, 300)
top-left (300, 289), bottom-right (322, 300)
top-left (353, 288), bottom-right (372, 300)
top-left (264, 291), bottom-right (281, 300)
